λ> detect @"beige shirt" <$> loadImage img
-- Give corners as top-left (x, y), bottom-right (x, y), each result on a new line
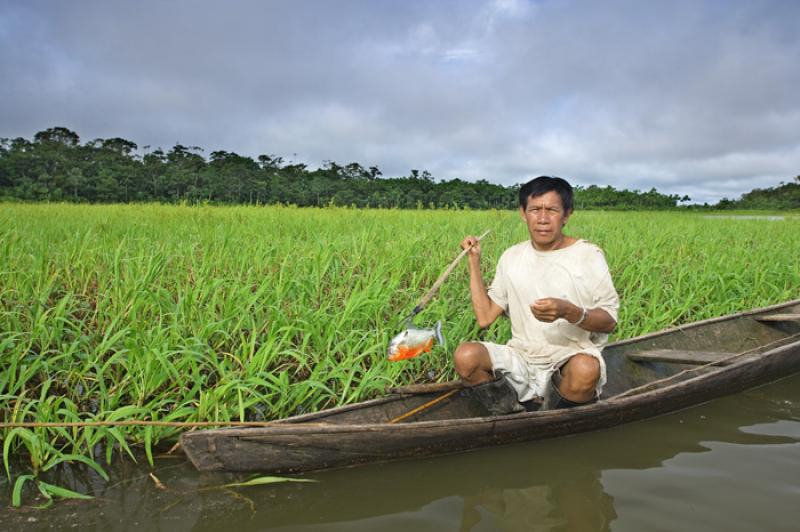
top-left (487, 239), bottom-right (619, 363)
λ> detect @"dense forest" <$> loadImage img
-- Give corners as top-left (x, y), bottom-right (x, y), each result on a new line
top-left (715, 178), bottom-right (800, 210)
top-left (1, 127), bottom-right (796, 209)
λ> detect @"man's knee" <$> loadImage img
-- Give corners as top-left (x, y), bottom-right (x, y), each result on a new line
top-left (560, 353), bottom-right (600, 391)
top-left (453, 342), bottom-right (491, 380)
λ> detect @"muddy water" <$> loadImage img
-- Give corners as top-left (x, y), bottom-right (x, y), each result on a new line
top-left (2, 375), bottom-right (800, 531)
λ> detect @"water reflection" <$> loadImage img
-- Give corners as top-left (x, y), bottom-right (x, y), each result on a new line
top-left (2, 375), bottom-right (799, 531)
top-left (458, 471), bottom-right (616, 532)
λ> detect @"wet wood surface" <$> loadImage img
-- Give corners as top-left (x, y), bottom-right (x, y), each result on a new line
top-left (181, 299), bottom-right (800, 473)
top-left (627, 349), bottom-right (736, 365)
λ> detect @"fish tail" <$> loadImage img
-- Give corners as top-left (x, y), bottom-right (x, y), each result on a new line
top-left (434, 320), bottom-right (444, 345)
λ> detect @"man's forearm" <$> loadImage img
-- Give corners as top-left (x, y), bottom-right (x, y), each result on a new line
top-left (467, 257), bottom-right (498, 328)
top-left (565, 305), bottom-right (616, 333)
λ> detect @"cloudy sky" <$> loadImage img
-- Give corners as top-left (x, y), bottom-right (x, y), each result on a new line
top-left (2, 0), bottom-right (799, 203)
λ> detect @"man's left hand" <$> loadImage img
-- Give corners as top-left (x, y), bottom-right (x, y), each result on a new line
top-left (530, 298), bottom-right (577, 323)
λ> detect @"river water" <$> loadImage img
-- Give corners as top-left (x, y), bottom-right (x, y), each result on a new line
top-left (2, 374), bottom-right (799, 531)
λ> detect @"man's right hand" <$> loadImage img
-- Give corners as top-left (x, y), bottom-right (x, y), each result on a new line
top-left (460, 235), bottom-right (482, 257)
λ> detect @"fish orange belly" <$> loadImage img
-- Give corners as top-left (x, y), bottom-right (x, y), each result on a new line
top-left (388, 338), bottom-right (434, 362)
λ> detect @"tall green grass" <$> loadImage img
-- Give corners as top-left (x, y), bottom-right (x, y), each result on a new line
top-left (1, 204), bottom-right (798, 505)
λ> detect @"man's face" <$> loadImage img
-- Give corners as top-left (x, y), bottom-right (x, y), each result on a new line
top-left (519, 190), bottom-right (572, 250)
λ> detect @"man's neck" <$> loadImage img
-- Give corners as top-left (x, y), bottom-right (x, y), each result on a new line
top-left (532, 235), bottom-right (576, 252)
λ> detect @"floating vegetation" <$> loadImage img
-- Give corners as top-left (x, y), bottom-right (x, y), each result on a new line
top-left (1, 203), bottom-right (798, 506)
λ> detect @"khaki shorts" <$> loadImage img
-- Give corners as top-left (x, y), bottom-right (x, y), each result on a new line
top-left (479, 342), bottom-right (607, 402)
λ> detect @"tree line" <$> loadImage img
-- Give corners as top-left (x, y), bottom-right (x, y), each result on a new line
top-left (0, 127), bottom-right (516, 209)
top-left (715, 178), bottom-right (800, 210)
top-left (3, 126), bottom-right (793, 210)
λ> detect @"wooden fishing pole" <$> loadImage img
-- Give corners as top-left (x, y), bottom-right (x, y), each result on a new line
top-left (0, 420), bottom-right (329, 429)
top-left (405, 229), bottom-right (491, 322)
top-left (388, 388), bottom-right (460, 424)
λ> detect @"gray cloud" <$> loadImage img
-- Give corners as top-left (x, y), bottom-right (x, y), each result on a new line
top-left (2, 0), bottom-right (798, 203)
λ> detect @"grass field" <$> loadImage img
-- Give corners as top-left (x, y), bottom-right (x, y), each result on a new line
top-left (1, 203), bottom-right (799, 504)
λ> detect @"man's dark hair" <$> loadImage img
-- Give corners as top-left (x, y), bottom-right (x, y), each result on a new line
top-left (518, 176), bottom-right (574, 211)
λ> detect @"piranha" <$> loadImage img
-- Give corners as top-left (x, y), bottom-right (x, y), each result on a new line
top-left (387, 321), bottom-right (444, 361)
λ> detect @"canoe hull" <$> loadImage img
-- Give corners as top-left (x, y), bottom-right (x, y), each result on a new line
top-left (181, 300), bottom-right (800, 473)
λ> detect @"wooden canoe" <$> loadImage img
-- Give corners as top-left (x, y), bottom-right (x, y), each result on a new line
top-left (181, 299), bottom-right (800, 473)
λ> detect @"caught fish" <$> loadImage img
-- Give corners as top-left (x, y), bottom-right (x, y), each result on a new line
top-left (387, 321), bottom-right (444, 361)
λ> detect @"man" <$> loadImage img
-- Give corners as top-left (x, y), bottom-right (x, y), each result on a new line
top-left (454, 176), bottom-right (619, 413)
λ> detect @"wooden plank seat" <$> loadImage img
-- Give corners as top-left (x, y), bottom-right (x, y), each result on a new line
top-left (755, 313), bottom-right (800, 322)
top-left (628, 349), bottom-right (737, 365)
